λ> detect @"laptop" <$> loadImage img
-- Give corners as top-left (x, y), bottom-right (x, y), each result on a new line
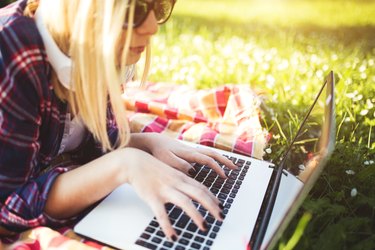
top-left (74, 71), bottom-right (336, 250)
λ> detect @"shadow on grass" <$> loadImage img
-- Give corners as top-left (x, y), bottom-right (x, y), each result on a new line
top-left (168, 15), bottom-right (375, 53)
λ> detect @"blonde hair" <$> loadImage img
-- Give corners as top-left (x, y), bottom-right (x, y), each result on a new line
top-left (25, 0), bottom-right (151, 151)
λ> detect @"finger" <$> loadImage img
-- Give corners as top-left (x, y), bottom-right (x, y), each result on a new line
top-left (165, 151), bottom-right (197, 177)
top-left (166, 189), bottom-right (209, 232)
top-left (184, 152), bottom-right (227, 179)
top-left (149, 199), bottom-right (177, 241)
top-left (154, 152), bottom-right (196, 176)
top-left (196, 147), bottom-right (238, 170)
top-left (177, 180), bottom-right (224, 222)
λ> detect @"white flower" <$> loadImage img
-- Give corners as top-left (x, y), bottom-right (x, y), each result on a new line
top-left (364, 160), bottom-right (374, 166)
top-left (350, 188), bottom-right (358, 197)
top-left (345, 170), bottom-right (355, 175)
top-left (273, 134), bottom-right (281, 139)
top-left (265, 148), bottom-right (272, 154)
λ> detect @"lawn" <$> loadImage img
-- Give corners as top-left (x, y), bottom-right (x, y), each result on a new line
top-left (148, 0), bottom-right (375, 249)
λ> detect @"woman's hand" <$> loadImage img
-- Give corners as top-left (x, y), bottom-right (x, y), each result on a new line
top-left (129, 133), bottom-right (238, 178)
top-left (119, 147), bottom-right (225, 241)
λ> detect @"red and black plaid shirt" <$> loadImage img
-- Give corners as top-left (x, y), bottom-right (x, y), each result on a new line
top-left (0, 0), bottom-right (115, 232)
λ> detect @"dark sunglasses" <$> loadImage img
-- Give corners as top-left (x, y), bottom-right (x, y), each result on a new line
top-left (124, 0), bottom-right (176, 28)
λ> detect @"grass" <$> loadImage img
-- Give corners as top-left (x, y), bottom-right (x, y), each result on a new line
top-left (147, 0), bottom-right (375, 249)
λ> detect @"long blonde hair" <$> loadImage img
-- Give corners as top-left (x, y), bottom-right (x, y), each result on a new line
top-left (25, 0), bottom-right (151, 151)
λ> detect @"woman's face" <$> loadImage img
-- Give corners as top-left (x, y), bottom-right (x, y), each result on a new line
top-left (119, 9), bottom-right (159, 65)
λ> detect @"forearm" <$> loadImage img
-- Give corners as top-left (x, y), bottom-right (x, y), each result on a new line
top-left (44, 148), bottom-right (136, 219)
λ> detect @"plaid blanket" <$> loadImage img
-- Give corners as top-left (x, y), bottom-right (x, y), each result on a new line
top-left (1, 82), bottom-right (269, 250)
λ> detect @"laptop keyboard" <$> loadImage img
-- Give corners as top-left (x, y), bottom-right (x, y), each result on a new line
top-left (135, 156), bottom-right (251, 250)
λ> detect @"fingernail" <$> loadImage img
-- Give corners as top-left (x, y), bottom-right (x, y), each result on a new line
top-left (171, 235), bottom-right (177, 241)
top-left (203, 221), bottom-right (208, 230)
top-left (219, 203), bottom-right (224, 210)
top-left (219, 212), bottom-right (225, 220)
top-left (188, 168), bottom-right (196, 177)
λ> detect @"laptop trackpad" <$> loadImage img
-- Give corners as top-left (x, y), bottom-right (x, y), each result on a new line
top-left (74, 184), bottom-right (153, 249)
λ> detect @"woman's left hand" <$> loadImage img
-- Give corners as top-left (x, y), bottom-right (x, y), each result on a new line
top-left (129, 133), bottom-right (238, 178)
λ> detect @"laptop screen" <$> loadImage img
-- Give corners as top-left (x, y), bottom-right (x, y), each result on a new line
top-left (263, 71), bottom-right (336, 249)
top-left (282, 71), bottom-right (335, 182)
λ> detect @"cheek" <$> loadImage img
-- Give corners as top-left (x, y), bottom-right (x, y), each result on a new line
top-left (116, 33), bottom-right (127, 63)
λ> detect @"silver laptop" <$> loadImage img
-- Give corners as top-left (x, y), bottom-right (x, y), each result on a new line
top-left (74, 72), bottom-right (335, 250)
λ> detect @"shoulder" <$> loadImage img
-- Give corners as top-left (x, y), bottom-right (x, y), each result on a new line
top-left (0, 3), bottom-right (51, 121)
top-left (0, 2), bottom-right (46, 63)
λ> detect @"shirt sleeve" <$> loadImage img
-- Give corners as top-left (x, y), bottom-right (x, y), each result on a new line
top-left (0, 16), bottom-right (74, 231)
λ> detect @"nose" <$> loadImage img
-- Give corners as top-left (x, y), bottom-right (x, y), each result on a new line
top-left (135, 10), bottom-right (158, 35)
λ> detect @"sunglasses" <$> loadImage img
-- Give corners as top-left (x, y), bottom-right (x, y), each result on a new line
top-left (124, 0), bottom-right (176, 28)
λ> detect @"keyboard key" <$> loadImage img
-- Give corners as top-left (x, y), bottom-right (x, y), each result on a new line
top-left (176, 214), bottom-right (189, 229)
top-left (221, 188), bottom-right (230, 194)
top-left (150, 220), bottom-right (159, 227)
top-left (212, 226), bottom-right (220, 232)
top-left (225, 179), bottom-right (235, 184)
top-left (237, 159), bottom-right (245, 165)
top-left (191, 242), bottom-right (201, 249)
top-left (145, 227), bottom-right (155, 234)
top-left (197, 229), bottom-right (208, 236)
top-left (203, 181), bottom-right (211, 187)
top-left (206, 215), bottom-right (215, 224)
top-left (175, 245), bottom-right (186, 250)
top-left (156, 230), bottom-right (165, 237)
top-left (165, 203), bottom-right (174, 211)
top-left (140, 233), bottom-right (151, 240)
top-left (151, 237), bottom-right (162, 244)
top-left (178, 238), bottom-right (189, 246)
top-left (211, 187), bottom-right (219, 194)
top-left (187, 222), bottom-right (198, 232)
top-left (182, 232), bottom-right (193, 239)
top-left (135, 239), bottom-right (157, 250)
top-left (170, 207), bottom-right (183, 219)
top-left (207, 239), bottom-right (214, 245)
top-left (209, 232), bottom-right (217, 239)
top-left (194, 236), bottom-right (205, 243)
top-left (163, 241), bottom-right (174, 247)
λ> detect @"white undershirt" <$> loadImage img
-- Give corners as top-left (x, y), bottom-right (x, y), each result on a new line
top-left (58, 114), bottom-right (86, 154)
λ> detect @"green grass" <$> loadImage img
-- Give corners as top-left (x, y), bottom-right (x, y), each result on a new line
top-left (148, 0), bottom-right (375, 249)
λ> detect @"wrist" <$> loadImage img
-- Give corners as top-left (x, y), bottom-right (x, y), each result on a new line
top-left (128, 132), bottom-right (160, 152)
top-left (112, 147), bottom-right (148, 184)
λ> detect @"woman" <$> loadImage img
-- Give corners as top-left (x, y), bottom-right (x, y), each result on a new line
top-left (0, 0), bottom-right (237, 241)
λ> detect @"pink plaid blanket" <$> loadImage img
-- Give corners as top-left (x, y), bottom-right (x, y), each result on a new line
top-left (1, 83), bottom-right (268, 250)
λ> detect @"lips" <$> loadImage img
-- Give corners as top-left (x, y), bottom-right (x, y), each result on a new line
top-left (129, 46), bottom-right (145, 54)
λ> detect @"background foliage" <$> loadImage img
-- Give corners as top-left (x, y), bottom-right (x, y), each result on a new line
top-left (149, 0), bottom-right (375, 249)
top-left (1, 0), bottom-right (374, 249)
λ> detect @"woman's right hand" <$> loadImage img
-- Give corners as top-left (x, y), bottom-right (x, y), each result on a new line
top-left (116, 147), bottom-right (225, 241)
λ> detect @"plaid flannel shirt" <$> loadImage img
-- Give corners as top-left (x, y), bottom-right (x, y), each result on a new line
top-left (0, 0), bottom-right (113, 232)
